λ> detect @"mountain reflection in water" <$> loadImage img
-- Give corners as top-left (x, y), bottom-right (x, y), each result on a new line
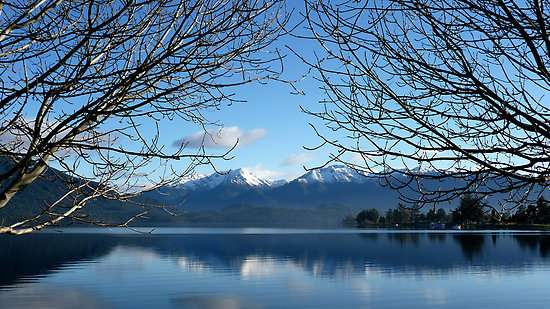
top-left (1, 230), bottom-right (550, 308)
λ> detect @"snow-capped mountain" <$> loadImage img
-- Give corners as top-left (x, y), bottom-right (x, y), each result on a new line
top-left (179, 165), bottom-right (372, 191)
top-left (389, 165), bottom-right (440, 176)
top-left (179, 168), bottom-right (273, 190)
top-left (164, 164), bottom-right (478, 213)
top-left (294, 165), bottom-right (369, 184)
top-left (270, 179), bottom-right (289, 187)
top-left (179, 173), bottom-right (208, 184)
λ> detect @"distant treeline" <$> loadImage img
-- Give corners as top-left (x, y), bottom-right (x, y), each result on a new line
top-left (350, 195), bottom-right (550, 228)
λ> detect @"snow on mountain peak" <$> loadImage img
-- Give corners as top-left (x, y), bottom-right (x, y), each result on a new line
top-left (224, 168), bottom-right (273, 187)
top-left (179, 165), bottom-right (373, 190)
top-left (179, 168), bottom-right (274, 190)
top-left (295, 165), bottom-right (367, 184)
top-left (180, 173), bottom-right (208, 183)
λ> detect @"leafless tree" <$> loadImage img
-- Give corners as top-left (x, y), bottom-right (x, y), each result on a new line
top-left (0, 0), bottom-right (288, 234)
top-left (301, 0), bottom-right (549, 210)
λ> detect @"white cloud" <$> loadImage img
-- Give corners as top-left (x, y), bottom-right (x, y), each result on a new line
top-left (174, 126), bottom-right (266, 149)
top-left (281, 152), bottom-right (312, 166)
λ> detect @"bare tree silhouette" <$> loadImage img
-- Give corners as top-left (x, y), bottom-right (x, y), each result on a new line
top-left (300, 0), bottom-right (549, 209)
top-left (0, 0), bottom-right (288, 234)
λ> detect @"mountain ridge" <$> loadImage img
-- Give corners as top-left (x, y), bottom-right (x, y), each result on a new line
top-left (178, 165), bottom-right (370, 191)
top-left (2, 158), bottom-right (546, 228)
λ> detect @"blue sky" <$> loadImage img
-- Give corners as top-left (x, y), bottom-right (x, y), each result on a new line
top-left (147, 6), bottom-right (333, 181)
top-left (21, 1), bottom-right (539, 185)
top-left (124, 1), bottom-right (548, 184)
top-left (28, 2), bottom-right (338, 184)
top-left (164, 36), bottom-right (331, 181)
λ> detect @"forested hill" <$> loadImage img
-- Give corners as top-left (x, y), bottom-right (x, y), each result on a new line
top-left (1, 160), bottom-right (545, 228)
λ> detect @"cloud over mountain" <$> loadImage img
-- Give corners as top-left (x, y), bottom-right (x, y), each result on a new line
top-left (174, 126), bottom-right (266, 149)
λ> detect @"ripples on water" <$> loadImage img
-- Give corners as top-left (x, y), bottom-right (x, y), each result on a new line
top-left (1, 229), bottom-right (550, 308)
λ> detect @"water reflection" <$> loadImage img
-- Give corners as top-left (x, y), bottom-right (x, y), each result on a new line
top-left (2, 232), bottom-right (550, 285)
top-left (514, 234), bottom-right (550, 257)
top-left (427, 233), bottom-right (447, 243)
top-left (0, 285), bottom-right (111, 309)
top-left (453, 234), bottom-right (485, 261)
top-left (1, 231), bottom-right (550, 308)
top-left (172, 295), bottom-right (261, 309)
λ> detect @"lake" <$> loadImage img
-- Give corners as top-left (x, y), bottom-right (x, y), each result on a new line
top-left (2, 228), bottom-right (550, 308)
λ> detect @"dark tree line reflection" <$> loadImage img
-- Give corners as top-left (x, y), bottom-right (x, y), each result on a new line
top-left (453, 235), bottom-right (485, 261)
top-left (513, 235), bottom-right (550, 258)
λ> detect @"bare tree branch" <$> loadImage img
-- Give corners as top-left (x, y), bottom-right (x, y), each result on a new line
top-left (0, 0), bottom-right (288, 234)
top-left (301, 0), bottom-right (549, 210)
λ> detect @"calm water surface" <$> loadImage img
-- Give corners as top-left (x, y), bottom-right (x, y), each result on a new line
top-left (2, 228), bottom-right (550, 308)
